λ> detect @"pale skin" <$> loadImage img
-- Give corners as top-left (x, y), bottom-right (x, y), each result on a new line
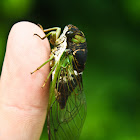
top-left (0, 21), bottom-right (51, 140)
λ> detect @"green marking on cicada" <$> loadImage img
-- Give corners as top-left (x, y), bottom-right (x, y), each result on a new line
top-left (72, 35), bottom-right (86, 44)
top-left (31, 24), bottom-right (87, 140)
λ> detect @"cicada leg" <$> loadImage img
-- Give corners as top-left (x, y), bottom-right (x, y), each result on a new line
top-left (31, 54), bottom-right (57, 88)
top-left (31, 25), bottom-right (62, 87)
top-left (31, 55), bottom-right (54, 74)
top-left (43, 27), bottom-right (61, 39)
top-left (34, 26), bottom-right (61, 45)
top-left (42, 63), bottom-right (57, 88)
top-left (37, 24), bottom-right (44, 31)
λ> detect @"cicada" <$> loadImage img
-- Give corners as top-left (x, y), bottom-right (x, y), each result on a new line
top-left (31, 24), bottom-right (87, 140)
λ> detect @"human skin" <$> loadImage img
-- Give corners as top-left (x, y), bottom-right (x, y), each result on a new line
top-left (0, 21), bottom-right (50, 140)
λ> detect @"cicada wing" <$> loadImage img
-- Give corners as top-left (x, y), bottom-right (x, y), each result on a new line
top-left (48, 72), bottom-right (87, 140)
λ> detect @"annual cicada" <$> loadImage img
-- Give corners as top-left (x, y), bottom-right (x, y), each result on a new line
top-left (31, 24), bottom-right (87, 140)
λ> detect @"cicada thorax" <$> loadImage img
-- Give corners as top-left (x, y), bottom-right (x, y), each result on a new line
top-left (68, 41), bottom-right (87, 73)
top-left (66, 24), bottom-right (87, 73)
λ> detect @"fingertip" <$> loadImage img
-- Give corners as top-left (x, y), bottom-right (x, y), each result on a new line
top-left (1, 21), bottom-right (50, 109)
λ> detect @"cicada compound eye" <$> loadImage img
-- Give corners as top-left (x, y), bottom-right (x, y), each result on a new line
top-left (65, 30), bottom-right (75, 38)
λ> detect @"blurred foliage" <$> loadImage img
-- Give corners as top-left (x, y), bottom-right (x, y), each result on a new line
top-left (0, 0), bottom-right (140, 140)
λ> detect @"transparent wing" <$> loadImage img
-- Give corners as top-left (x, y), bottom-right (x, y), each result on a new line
top-left (48, 67), bottom-right (87, 140)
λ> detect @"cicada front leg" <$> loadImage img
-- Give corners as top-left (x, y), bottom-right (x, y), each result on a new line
top-left (34, 25), bottom-right (61, 45)
top-left (31, 25), bottom-right (62, 87)
top-left (37, 24), bottom-right (44, 31)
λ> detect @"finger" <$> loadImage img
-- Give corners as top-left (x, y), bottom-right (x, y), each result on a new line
top-left (0, 21), bottom-right (50, 140)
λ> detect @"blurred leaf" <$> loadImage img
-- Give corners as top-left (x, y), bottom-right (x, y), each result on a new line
top-left (1, 0), bottom-right (33, 18)
top-left (122, 0), bottom-right (140, 23)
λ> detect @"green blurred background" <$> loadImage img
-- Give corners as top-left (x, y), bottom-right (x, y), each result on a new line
top-left (0, 0), bottom-right (140, 140)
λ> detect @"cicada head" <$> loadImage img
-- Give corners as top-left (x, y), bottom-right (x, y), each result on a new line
top-left (65, 24), bottom-right (86, 43)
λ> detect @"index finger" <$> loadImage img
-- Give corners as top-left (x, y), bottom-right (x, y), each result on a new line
top-left (0, 21), bottom-right (50, 139)
top-left (0, 21), bottom-right (50, 109)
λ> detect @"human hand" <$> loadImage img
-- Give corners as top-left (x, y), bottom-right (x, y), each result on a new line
top-left (0, 21), bottom-right (50, 140)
